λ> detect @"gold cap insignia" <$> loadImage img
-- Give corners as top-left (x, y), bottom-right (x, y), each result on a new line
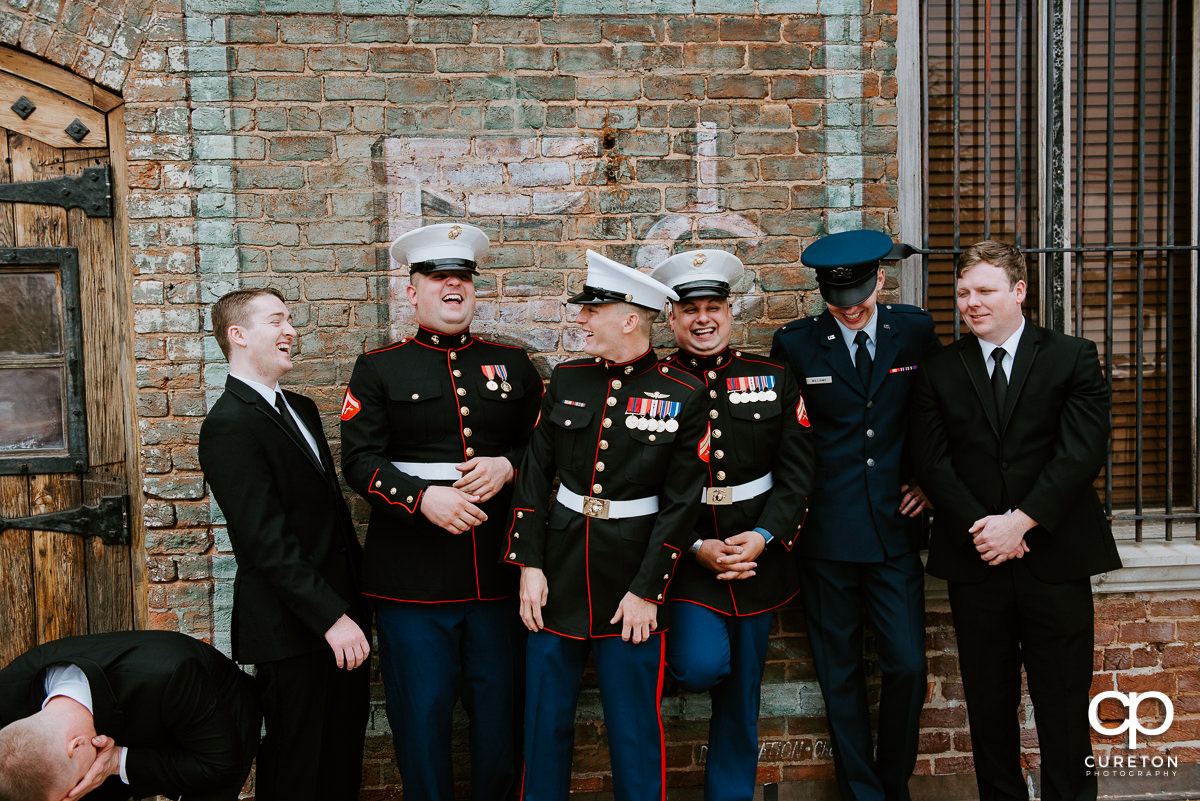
top-left (448, 225), bottom-right (462, 240)
top-left (692, 253), bottom-right (707, 267)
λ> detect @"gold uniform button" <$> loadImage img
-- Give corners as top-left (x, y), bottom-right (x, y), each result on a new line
top-left (453, 369), bottom-right (462, 377)
top-left (466, 447), bottom-right (475, 457)
top-left (564, 420), bottom-right (572, 427)
top-left (754, 413), bottom-right (761, 420)
top-left (460, 406), bottom-right (470, 416)
top-left (671, 552), bottom-right (678, 560)
top-left (709, 410), bottom-right (719, 419)
top-left (450, 351), bottom-right (458, 360)
top-left (592, 483), bottom-right (603, 493)
top-left (457, 387), bottom-right (466, 396)
top-left (717, 470), bottom-right (726, 480)
top-left (517, 511), bottom-right (524, 518)
top-left (596, 462), bottom-right (605, 471)
top-left (715, 450), bottom-right (724, 459)
top-left (599, 440), bottom-right (609, 450)
top-left (648, 434), bottom-right (656, 441)
top-left (625, 366), bottom-right (634, 375)
top-left (603, 418), bottom-right (612, 428)
top-left (407, 495), bottom-right (414, 503)
top-left (375, 480), bottom-right (382, 487)
top-left (662, 573), bottom-right (669, 580)
top-left (611, 380), bottom-right (622, 390)
top-left (707, 370), bottom-right (717, 379)
top-left (660, 366), bottom-right (669, 374)
top-left (464, 428), bottom-right (473, 437)
top-left (606, 397), bottom-right (617, 407)
top-left (712, 429), bottom-right (722, 438)
top-left (411, 393), bottom-right (420, 400)
top-left (513, 532), bottom-right (520, 539)
top-left (709, 390), bottom-right (717, 399)
top-left (657, 593), bottom-right (664, 600)
top-left (509, 552), bottom-right (517, 559)
top-left (389, 488), bottom-right (396, 495)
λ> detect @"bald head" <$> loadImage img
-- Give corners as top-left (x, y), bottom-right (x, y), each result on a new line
top-left (0, 706), bottom-right (95, 801)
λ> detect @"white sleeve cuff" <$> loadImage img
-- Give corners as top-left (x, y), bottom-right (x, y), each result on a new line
top-left (119, 746), bottom-right (130, 784)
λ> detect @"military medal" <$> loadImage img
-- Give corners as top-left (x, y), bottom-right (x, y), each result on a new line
top-left (482, 364), bottom-right (510, 392)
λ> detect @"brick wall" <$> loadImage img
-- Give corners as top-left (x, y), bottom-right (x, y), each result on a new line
top-left (4, 1), bottom-right (1197, 798)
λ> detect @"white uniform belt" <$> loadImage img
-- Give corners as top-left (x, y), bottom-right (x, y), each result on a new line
top-left (700, 472), bottom-right (774, 505)
top-left (555, 484), bottom-right (659, 520)
top-left (392, 461), bottom-right (461, 481)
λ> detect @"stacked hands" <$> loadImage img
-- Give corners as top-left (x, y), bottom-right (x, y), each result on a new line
top-left (417, 456), bottom-right (514, 535)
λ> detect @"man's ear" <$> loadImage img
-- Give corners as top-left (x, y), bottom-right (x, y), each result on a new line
top-left (226, 324), bottom-right (246, 350)
top-left (65, 734), bottom-right (88, 756)
top-left (406, 275), bottom-right (420, 306)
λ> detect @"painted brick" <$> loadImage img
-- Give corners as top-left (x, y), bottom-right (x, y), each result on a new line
top-left (617, 44), bottom-right (681, 70)
top-left (235, 45), bottom-right (302, 71)
top-left (721, 17), bottom-right (781, 41)
top-left (682, 43), bottom-right (744, 70)
top-left (556, 46), bottom-right (617, 73)
top-left (708, 75), bottom-right (769, 99)
top-left (412, 18), bottom-right (472, 43)
top-left (437, 46), bottom-right (502, 73)
top-left (279, 17), bottom-right (344, 43)
top-left (347, 18), bottom-right (408, 43)
top-left (577, 75), bottom-right (641, 101)
top-left (255, 76), bottom-right (322, 101)
top-left (505, 46), bottom-right (554, 71)
top-left (371, 46), bottom-right (434, 72)
top-left (325, 75), bottom-right (385, 100)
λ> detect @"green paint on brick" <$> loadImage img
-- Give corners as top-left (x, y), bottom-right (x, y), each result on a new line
top-left (758, 0), bottom-right (820, 12)
top-left (340, 0), bottom-right (410, 12)
top-left (453, 76), bottom-right (513, 101)
top-left (505, 46), bottom-right (554, 71)
top-left (540, 18), bottom-right (601, 43)
top-left (577, 76), bottom-right (640, 101)
top-left (560, 0), bottom-right (691, 13)
top-left (694, 0), bottom-right (755, 12)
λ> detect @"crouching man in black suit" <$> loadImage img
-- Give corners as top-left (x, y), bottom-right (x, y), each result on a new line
top-left (0, 630), bottom-right (260, 801)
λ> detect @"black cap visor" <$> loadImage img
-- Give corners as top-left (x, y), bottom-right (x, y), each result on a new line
top-left (819, 272), bottom-right (879, 308)
top-left (672, 280), bottom-right (731, 301)
top-left (409, 258), bottom-right (478, 275)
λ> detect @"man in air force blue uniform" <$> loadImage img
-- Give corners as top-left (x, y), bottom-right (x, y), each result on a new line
top-left (771, 231), bottom-right (940, 801)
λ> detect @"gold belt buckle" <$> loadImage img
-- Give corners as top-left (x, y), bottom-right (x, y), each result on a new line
top-left (704, 487), bottom-right (733, 505)
top-left (581, 496), bottom-right (611, 519)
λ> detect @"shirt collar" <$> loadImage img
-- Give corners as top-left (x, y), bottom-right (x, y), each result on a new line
top-left (977, 317), bottom-right (1026, 363)
top-left (414, 326), bottom-right (472, 350)
top-left (594, 347), bottom-right (658, 376)
top-left (229, 373), bottom-right (281, 407)
top-left (833, 306), bottom-right (879, 351)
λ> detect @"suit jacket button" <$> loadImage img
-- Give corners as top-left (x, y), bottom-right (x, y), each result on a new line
top-left (866, 458), bottom-right (876, 467)
top-left (866, 429), bottom-right (875, 438)
top-left (866, 400), bottom-right (874, 409)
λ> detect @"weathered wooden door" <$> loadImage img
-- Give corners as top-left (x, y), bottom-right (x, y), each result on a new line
top-left (0, 47), bottom-right (142, 666)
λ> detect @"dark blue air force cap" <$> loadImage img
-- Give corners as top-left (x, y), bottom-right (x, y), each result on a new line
top-left (801, 230), bottom-right (894, 307)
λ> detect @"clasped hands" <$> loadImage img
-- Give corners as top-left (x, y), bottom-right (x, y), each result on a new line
top-left (418, 456), bottom-right (514, 535)
top-left (970, 508), bottom-right (1036, 565)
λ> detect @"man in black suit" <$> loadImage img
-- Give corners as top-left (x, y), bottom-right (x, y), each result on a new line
top-left (199, 287), bottom-right (370, 801)
top-left (0, 630), bottom-right (259, 801)
top-left (911, 240), bottom-right (1121, 801)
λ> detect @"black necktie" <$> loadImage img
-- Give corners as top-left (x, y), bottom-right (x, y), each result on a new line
top-left (275, 392), bottom-right (310, 450)
top-left (991, 347), bottom-right (1008, 414)
top-left (854, 330), bottom-right (873, 388)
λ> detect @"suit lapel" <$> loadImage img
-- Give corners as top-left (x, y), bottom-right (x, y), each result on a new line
top-left (817, 312), bottom-right (864, 397)
top-left (226, 377), bottom-right (326, 477)
top-left (1000, 324), bottom-right (1040, 431)
top-left (956, 334), bottom-right (1001, 437)
top-left (288, 390), bottom-right (340, 484)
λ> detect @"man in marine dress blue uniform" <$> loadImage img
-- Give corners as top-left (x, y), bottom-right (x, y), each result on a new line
top-left (650, 249), bottom-right (816, 801)
top-left (340, 223), bottom-right (543, 801)
top-left (505, 250), bottom-right (709, 801)
top-left (771, 230), bottom-right (940, 801)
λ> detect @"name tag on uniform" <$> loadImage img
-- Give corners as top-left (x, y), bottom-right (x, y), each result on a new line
top-left (806, 376), bottom-right (833, 385)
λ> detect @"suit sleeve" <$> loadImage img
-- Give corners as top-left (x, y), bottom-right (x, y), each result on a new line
top-left (340, 354), bottom-right (430, 517)
top-left (909, 358), bottom-right (990, 544)
top-left (755, 366), bottom-right (816, 548)
top-left (124, 658), bottom-right (248, 795)
top-left (1012, 337), bottom-right (1110, 533)
top-left (630, 385), bottom-right (708, 603)
top-left (504, 370), bottom-right (560, 571)
top-left (199, 413), bottom-right (348, 637)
